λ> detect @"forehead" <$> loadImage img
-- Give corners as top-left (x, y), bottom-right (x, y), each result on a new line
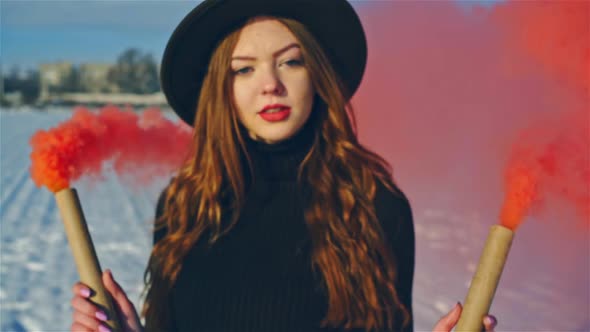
top-left (232, 18), bottom-right (299, 56)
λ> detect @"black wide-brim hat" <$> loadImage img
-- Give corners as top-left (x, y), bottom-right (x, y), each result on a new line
top-left (160, 0), bottom-right (367, 126)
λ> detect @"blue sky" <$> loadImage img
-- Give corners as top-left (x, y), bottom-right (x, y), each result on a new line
top-left (1, 1), bottom-right (199, 71)
top-left (1, 0), bottom-right (500, 72)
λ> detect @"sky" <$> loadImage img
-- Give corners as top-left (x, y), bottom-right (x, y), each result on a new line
top-left (1, 1), bottom-right (198, 71)
top-left (0, 0), bottom-right (501, 72)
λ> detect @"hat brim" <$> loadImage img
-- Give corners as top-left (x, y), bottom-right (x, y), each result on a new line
top-left (160, 0), bottom-right (367, 126)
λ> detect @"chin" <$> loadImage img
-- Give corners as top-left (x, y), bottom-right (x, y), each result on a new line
top-left (258, 127), bottom-right (298, 144)
top-left (259, 134), bottom-right (291, 144)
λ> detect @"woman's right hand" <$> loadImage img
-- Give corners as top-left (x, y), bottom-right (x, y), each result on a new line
top-left (71, 269), bottom-right (143, 332)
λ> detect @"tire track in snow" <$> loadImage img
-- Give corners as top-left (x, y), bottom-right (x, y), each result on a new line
top-left (0, 150), bottom-right (30, 194)
top-left (0, 113), bottom-right (36, 205)
top-left (1, 166), bottom-right (33, 211)
top-left (20, 188), bottom-right (68, 329)
top-left (0, 175), bottom-right (38, 231)
top-left (0, 180), bottom-right (64, 331)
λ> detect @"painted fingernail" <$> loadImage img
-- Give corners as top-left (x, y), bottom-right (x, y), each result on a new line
top-left (80, 287), bottom-right (91, 298)
top-left (486, 315), bottom-right (497, 326)
top-left (98, 324), bottom-right (111, 332)
top-left (95, 310), bottom-right (108, 322)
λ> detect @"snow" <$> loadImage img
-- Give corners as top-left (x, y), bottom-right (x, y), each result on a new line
top-left (1, 110), bottom-right (588, 331)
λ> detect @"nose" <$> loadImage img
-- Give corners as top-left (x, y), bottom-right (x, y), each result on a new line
top-left (261, 69), bottom-right (285, 96)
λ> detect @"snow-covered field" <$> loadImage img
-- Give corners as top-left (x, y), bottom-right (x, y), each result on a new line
top-left (1, 110), bottom-right (588, 331)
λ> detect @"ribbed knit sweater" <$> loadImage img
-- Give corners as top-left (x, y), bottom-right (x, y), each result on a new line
top-left (153, 123), bottom-right (415, 332)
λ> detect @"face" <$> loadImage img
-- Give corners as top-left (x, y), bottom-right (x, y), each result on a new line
top-left (231, 18), bottom-right (314, 144)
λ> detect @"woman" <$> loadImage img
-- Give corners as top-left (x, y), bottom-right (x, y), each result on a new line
top-left (70, 1), bottom-right (498, 331)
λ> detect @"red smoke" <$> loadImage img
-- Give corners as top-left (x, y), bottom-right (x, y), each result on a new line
top-left (500, 109), bottom-right (589, 230)
top-left (491, 1), bottom-right (589, 96)
top-left (352, 1), bottom-right (589, 229)
top-left (493, 2), bottom-right (589, 230)
top-left (30, 105), bottom-right (192, 192)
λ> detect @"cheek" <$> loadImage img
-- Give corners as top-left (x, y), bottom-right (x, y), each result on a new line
top-left (286, 75), bottom-right (314, 111)
top-left (233, 82), bottom-right (252, 116)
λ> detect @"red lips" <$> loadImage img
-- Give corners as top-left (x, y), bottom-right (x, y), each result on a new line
top-left (260, 104), bottom-right (290, 113)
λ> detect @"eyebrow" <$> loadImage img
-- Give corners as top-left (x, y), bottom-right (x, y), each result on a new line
top-left (231, 43), bottom-right (301, 61)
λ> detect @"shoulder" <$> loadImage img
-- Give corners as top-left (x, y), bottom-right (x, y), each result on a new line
top-left (373, 178), bottom-right (414, 239)
top-left (155, 176), bottom-right (182, 220)
top-left (373, 178), bottom-right (415, 264)
top-left (153, 182), bottom-right (172, 245)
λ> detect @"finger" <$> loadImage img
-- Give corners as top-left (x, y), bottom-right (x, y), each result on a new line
top-left (483, 314), bottom-right (497, 332)
top-left (72, 309), bottom-right (101, 330)
top-left (432, 302), bottom-right (462, 331)
top-left (72, 282), bottom-right (92, 298)
top-left (102, 269), bottom-right (135, 317)
top-left (71, 322), bottom-right (92, 332)
top-left (71, 321), bottom-right (112, 332)
top-left (71, 295), bottom-right (101, 316)
top-left (102, 269), bottom-right (143, 331)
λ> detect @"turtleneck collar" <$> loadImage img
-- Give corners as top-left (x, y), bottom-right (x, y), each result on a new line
top-left (239, 119), bottom-right (316, 183)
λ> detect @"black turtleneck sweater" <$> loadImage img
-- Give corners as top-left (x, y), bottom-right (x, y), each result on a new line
top-left (153, 123), bottom-right (415, 332)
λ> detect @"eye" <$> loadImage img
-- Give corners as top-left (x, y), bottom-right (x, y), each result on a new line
top-left (233, 66), bottom-right (253, 75)
top-left (282, 59), bottom-right (304, 67)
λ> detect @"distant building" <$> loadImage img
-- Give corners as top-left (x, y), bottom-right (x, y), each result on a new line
top-left (34, 58), bottom-right (164, 107)
top-left (39, 61), bottom-right (73, 101)
top-left (1, 91), bottom-right (23, 107)
top-left (59, 91), bottom-right (167, 107)
top-left (79, 63), bottom-right (119, 93)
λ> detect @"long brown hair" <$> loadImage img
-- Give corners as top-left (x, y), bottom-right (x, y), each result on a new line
top-left (142, 16), bottom-right (411, 331)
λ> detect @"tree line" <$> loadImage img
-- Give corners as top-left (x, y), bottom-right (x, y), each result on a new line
top-left (3, 48), bottom-right (161, 105)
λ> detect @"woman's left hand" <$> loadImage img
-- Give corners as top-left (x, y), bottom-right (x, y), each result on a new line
top-left (432, 302), bottom-right (498, 332)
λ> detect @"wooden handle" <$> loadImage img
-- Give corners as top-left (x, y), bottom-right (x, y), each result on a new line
top-left (455, 225), bottom-right (514, 331)
top-left (55, 188), bottom-right (122, 331)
